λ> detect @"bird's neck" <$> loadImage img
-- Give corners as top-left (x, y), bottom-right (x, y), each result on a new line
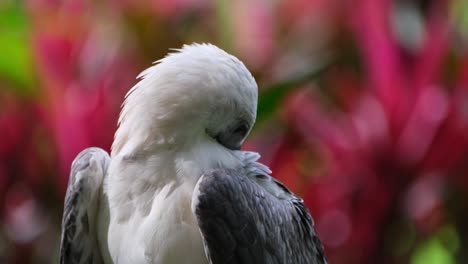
top-left (106, 138), bottom-right (241, 220)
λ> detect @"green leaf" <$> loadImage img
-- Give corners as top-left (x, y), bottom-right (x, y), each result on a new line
top-left (0, 1), bottom-right (35, 93)
top-left (214, 0), bottom-right (234, 51)
top-left (256, 62), bottom-right (330, 124)
top-left (411, 238), bottom-right (455, 264)
top-left (451, 0), bottom-right (468, 36)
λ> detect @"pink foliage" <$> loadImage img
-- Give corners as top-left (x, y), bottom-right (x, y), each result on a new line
top-left (259, 0), bottom-right (468, 262)
top-left (1, 0), bottom-right (467, 262)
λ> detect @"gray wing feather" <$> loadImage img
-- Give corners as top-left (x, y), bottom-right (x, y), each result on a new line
top-left (192, 152), bottom-right (327, 264)
top-left (60, 148), bottom-right (110, 264)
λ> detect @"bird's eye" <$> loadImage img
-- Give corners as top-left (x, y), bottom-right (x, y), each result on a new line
top-left (233, 123), bottom-right (249, 137)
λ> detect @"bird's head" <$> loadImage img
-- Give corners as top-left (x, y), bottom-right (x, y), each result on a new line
top-left (112, 44), bottom-right (258, 157)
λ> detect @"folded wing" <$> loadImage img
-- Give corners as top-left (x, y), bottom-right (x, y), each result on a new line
top-left (192, 152), bottom-right (327, 264)
top-left (60, 148), bottom-right (110, 264)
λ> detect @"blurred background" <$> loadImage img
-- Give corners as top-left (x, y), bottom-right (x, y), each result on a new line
top-left (1, 0), bottom-right (468, 263)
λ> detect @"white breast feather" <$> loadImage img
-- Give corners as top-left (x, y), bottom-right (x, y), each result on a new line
top-left (97, 43), bottom-right (257, 264)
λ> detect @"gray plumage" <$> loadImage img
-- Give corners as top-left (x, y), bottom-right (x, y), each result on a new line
top-left (60, 148), bottom-right (109, 264)
top-left (192, 152), bottom-right (328, 264)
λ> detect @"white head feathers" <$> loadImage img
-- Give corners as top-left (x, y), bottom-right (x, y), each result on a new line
top-left (112, 43), bottom-right (258, 157)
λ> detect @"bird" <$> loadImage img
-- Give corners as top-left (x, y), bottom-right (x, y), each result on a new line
top-left (60, 43), bottom-right (327, 264)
